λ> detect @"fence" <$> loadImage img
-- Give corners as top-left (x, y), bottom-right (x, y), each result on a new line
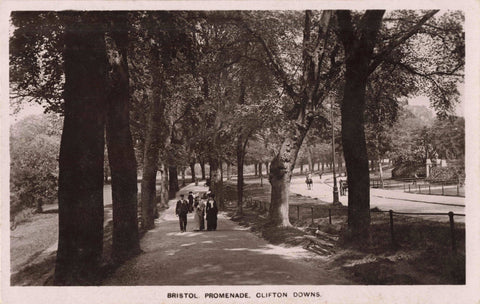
top-left (243, 197), bottom-right (464, 253)
top-left (370, 178), bottom-right (465, 197)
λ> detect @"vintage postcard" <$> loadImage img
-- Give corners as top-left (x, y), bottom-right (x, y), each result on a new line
top-left (1, 1), bottom-right (479, 303)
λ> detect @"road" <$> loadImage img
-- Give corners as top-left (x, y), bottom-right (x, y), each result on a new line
top-left (102, 183), bottom-right (351, 285)
top-left (289, 174), bottom-right (465, 223)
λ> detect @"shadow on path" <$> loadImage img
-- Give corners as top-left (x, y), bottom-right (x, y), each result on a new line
top-left (102, 183), bottom-right (351, 285)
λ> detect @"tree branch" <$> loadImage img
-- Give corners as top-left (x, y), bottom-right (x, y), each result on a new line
top-left (243, 25), bottom-right (299, 100)
top-left (386, 58), bottom-right (464, 78)
top-left (369, 10), bottom-right (439, 73)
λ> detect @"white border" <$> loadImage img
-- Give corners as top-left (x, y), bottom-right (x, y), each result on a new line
top-left (1, 1), bottom-right (479, 304)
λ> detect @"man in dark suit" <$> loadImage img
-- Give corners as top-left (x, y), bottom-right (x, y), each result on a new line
top-left (175, 194), bottom-right (189, 232)
top-left (187, 191), bottom-right (194, 212)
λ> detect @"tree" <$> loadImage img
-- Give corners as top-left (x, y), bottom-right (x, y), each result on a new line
top-left (429, 116), bottom-right (464, 161)
top-left (240, 11), bottom-right (341, 226)
top-left (10, 114), bottom-right (62, 216)
top-left (10, 11), bottom-right (144, 283)
top-left (105, 13), bottom-right (141, 261)
top-left (388, 106), bottom-right (433, 167)
top-left (54, 12), bottom-right (108, 285)
top-left (336, 10), bottom-right (463, 238)
top-left (129, 11), bottom-right (197, 229)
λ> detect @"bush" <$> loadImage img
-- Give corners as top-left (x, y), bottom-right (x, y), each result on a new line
top-left (10, 114), bottom-right (62, 220)
top-left (427, 166), bottom-right (464, 183)
top-left (392, 163), bottom-right (425, 179)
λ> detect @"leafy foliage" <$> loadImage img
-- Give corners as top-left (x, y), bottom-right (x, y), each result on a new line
top-left (10, 114), bottom-right (62, 217)
top-left (10, 12), bottom-right (64, 113)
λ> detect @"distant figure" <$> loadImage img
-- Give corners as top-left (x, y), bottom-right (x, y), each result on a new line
top-left (188, 191), bottom-right (194, 212)
top-left (175, 194), bottom-right (189, 233)
top-left (340, 179), bottom-right (348, 196)
top-left (413, 173), bottom-right (418, 185)
top-left (318, 171), bottom-right (323, 180)
top-left (194, 196), bottom-right (205, 231)
top-left (306, 172), bottom-right (313, 190)
top-left (206, 193), bottom-right (218, 231)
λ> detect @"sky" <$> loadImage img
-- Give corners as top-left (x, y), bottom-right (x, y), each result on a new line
top-left (408, 94), bottom-right (464, 117)
top-left (11, 92), bottom-right (465, 126)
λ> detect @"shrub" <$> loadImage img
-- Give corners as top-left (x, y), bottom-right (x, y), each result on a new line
top-left (427, 166), bottom-right (464, 183)
top-left (392, 163), bottom-right (425, 179)
top-left (10, 114), bottom-right (62, 220)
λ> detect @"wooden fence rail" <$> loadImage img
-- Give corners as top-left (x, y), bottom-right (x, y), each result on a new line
top-left (242, 196), bottom-right (464, 253)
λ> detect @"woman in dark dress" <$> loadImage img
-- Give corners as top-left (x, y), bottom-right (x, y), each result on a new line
top-left (205, 193), bottom-right (218, 231)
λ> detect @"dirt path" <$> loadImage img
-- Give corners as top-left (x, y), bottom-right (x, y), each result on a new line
top-left (102, 184), bottom-right (351, 285)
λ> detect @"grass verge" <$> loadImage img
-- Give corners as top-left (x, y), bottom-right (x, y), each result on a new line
top-left (223, 181), bottom-right (465, 285)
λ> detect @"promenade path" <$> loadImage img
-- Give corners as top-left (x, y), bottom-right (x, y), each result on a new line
top-left (102, 183), bottom-right (352, 285)
top-left (289, 174), bottom-right (465, 223)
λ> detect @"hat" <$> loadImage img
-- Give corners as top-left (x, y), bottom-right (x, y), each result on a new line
top-left (180, 194), bottom-right (184, 197)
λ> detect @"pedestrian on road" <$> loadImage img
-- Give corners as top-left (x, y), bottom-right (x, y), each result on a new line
top-left (206, 193), bottom-right (218, 231)
top-left (188, 191), bottom-right (194, 212)
top-left (175, 194), bottom-right (189, 232)
top-left (412, 173), bottom-right (418, 185)
top-left (306, 172), bottom-right (313, 190)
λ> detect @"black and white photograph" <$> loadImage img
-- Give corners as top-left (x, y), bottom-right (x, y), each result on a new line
top-left (1, 1), bottom-right (479, 303)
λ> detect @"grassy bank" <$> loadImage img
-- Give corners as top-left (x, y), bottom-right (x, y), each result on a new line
top-left (222, 181), bottom-right (465, 284)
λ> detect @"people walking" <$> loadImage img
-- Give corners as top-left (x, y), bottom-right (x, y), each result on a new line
top-left (188, 191), bottom-right (195, 213)
top-left (175, 194), bottom-right (189, 232)
top-left (194, 195), bottom-right (205, 231)
top-left (206, 193), bottom-right (218, 231)
top-left (306, 172), bottom-right (313, 190)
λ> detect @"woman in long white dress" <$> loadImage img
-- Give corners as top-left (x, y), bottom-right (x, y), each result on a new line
top-left (194, 196), bottom-right (205, 231)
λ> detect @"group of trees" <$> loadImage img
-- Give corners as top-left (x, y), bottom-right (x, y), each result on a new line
top-left (388, 105), bottom-right (465, 172)
top-left (10, 114), bottom-right (62, 216)
top-left (10, 9), bottom-right (464, 285)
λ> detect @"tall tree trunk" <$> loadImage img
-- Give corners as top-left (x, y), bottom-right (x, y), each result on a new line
top-left (209, 161), bottom-right (213, 182)
top-left (104, 164), bottom-right (109, 183)
top-left (342, 66), bottom-right (372, 238)
top-left (181, 167), bottom-right (186, 186)
top-left (265, 162), bottom-right (269, 174)
top-left (378, 156), bottom-right (384, 188)
top-left (200, 159), bottom-right (206, 180)
top-left (337, 10), bottom-right (385, 239)
top-left (227, 162), bottom-right (231, 181)
top-left (220, 161), bottom-right (224, 182)
top-left (140, 95), bottom-right (164, 230)
top-left (168, 166), bottom-right (179, 198)
top-left (140, 127), bottom-right (159, 230)
top-left (338, 154), bottom-right (343, 174)
top-left (210, 158), bottom-right (224, 209)
top-left (300, 164), bottom-right (303, 174)
top-left (236, 154), bottom-right (244, 215)
top-left (259, 163), bottom-right (263, 177)
top-left (190, 162), bottom-right (196, 183)
top-left (269, 127), bottom-right (308, 227)
top-left (105, 20), bottom-right (140, 262)
top-left (54, 12), bottom-right (106, 285)
top-left (161, 163), bottom-right (169, 207)
top-left (307, 147), bottom-right (314, 172)
top-left (236, 136), bottom-right (248, 215)
top-left (139, 34), bottom-right (168, 231)
top-left (254, 163), bottom-right (258, 176)
top-left (36, 198), bottom-right (43, 213)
